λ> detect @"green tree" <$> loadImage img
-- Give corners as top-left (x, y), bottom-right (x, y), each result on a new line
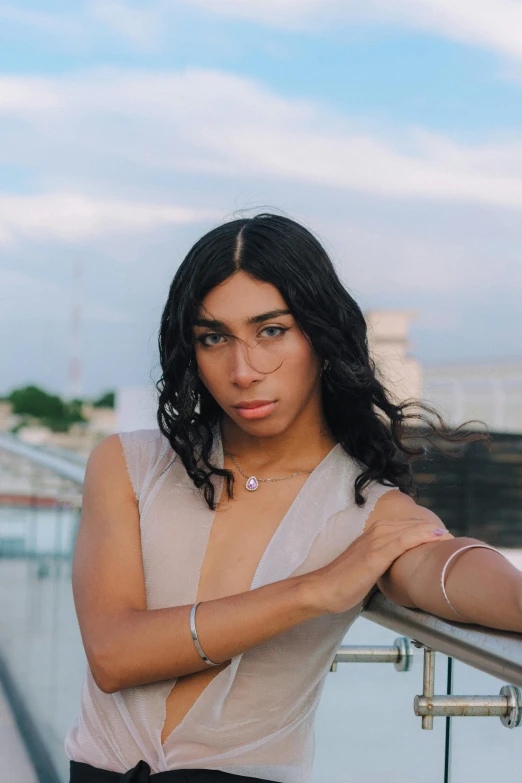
top-left (8, 385), bottom-right (87, 432)
top-left (92, 390), bottom-right (115, 408)
top-left (9, 385), bottom-right (65, 418)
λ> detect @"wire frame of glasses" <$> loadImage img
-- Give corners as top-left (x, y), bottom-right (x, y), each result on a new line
top-left (197, 333), bottom-right (290, 375)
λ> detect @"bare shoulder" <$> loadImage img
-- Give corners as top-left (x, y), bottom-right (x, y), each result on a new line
top-left (89, 431), bottom-right (124, 458)
top-left (364, 487), bottom-right (442, 532)
top-left (85, 433), bottom-right (136, 502)
top-left (89, 432), bottom-right (122, 459)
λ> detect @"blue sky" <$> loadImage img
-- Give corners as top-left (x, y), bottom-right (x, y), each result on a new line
top-left (1, 0), bottom-right (522, 397)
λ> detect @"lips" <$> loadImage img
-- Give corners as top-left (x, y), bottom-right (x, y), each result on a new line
top-left (234, 400), bottom-right (276, 409)
top-left (233, 400), bottom-right (278, 420)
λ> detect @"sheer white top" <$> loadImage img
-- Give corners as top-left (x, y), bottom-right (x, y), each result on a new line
top-left (64, 422), bottom-right (399, 782)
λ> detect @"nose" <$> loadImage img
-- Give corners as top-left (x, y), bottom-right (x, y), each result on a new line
top-left (228, 339), bottom-right (264, 387)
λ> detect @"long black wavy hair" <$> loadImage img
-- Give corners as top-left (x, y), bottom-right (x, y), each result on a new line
top-left (155, 212), bottom-right (488, 510)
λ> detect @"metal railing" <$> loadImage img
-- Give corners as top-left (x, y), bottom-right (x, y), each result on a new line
top-left (362, 590), bottom-right (522, 688)
top-left (355, 590), bottom-right (522, 729)
top-left (0, 433), bottom-right (86, 486)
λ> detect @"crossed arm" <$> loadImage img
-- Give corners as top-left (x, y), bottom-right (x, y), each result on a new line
top-left (373, 491), bottom-right (522, 633)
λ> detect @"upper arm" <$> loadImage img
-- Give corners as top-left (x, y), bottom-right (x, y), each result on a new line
top-left (72, 434), bottom-right (147, 690)
top-left (365, 489), bottom-right (455, 607)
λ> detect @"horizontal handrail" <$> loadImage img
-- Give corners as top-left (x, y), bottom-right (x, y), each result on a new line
top-left (0, 433), bottom-right (85, 485)
top-left (2, 434), bottom-right (522, 686)
top-left (363, 589), bottom-right (522, 687)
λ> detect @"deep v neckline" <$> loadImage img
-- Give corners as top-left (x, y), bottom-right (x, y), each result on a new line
top-left (211, 419), bottom-right (342, 592)
top-left (159, 422), bottom-right (342, 758)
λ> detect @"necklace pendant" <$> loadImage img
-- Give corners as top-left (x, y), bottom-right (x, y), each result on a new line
top-left (245, 476), bottom-right (259, 491)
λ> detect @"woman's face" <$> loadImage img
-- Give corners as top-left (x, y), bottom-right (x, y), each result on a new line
top-left (192, 270), bottom-right (323, 436)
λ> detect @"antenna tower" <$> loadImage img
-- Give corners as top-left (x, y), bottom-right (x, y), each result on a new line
top-left (67, 259), bottom-right (83, 401)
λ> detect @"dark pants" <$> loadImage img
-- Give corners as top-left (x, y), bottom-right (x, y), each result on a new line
top-left (69, 760), bottom-right (277, 782)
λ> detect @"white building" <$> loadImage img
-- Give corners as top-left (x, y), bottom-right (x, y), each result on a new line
top-left (423, 357), bottom-right (522, 435)
top-left (365, 309), bottom-right (423, 405)
top-left (116, 385), bottom-right (159, 432)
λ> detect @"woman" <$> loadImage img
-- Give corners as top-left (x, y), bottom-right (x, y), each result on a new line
top-left (65, 213), bottom-right (522, 782)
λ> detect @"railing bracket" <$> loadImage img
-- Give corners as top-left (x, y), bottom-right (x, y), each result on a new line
top-left (330, 636), bottom-right (413, 672)
top-left (412, 643), bottom-right (522, 729)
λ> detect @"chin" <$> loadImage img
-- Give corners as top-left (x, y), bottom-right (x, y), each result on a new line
top-left (227, 411), bottom-right (285, 436)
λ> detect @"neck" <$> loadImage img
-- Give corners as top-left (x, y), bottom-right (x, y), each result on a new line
top-left (218, 409), bottom-right (337, 474)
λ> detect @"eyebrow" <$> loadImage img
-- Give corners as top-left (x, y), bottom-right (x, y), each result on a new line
top-left (193, 309), bottom-right (292, 329)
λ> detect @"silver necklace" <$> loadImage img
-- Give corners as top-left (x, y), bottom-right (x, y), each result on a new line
top-left (223, 451), bottom-right (313, 492)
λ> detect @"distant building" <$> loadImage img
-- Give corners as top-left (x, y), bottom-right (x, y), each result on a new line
top-left (0, 397), bottom-right (116, 455)
top-left (365, 309), bottom-right (422, 404)
top-left (81, 403), bottom-right (116, 435)
top-left (0, 401), bottom-right (12, 432)
top-left (423, 357), bottom-right (522, 435)
top-left (116, 386), bottom-right (158, 432)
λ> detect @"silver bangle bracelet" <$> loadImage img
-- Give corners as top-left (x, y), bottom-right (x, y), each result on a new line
top-left (189, 602), bottom-right (220, 666)
top-left (441, 543), bottom-right (504, 618)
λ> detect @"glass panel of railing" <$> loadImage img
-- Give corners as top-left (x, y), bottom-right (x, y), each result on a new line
top-left (447, 657), bottom-right (522, 781)
top-left (312, 615), bottom-right (448, 782)
top-left (0, 504), bottom-right (83, 783)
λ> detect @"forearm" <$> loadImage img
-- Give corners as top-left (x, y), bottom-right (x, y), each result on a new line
top-left (97, 574), bottom-right (320, 693)
top-left (407, 537), bottom-right (522, 632)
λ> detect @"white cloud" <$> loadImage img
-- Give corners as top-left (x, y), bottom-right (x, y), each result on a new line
top-left (0, 192), bottom-right (215, 245)
top-left (0, 75), bottom-right (62, 113)
top-left (4, 1), bottom-right (522, 63)
top-left (2, 68), bottom-right (522, 212)
top-left (0, 67), bottom-right (520, 355)
top-left (181, 0), bottom-right (522, 61)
